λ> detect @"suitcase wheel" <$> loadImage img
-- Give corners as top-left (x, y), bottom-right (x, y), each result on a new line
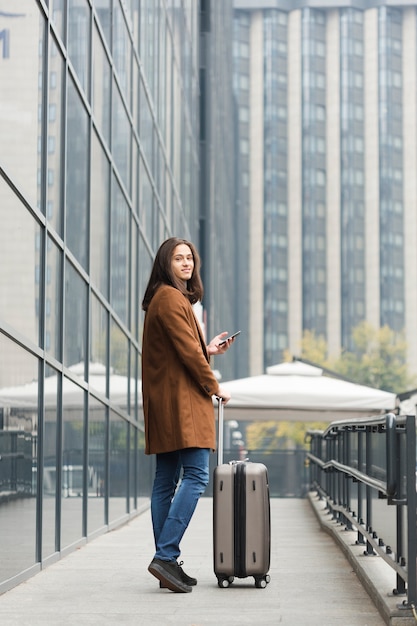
top-left (217, 576), bottom-right (234, 588)
top-left (254, 575), bottom-right (270, 588)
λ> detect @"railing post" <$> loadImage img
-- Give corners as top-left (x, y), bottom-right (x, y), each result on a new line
top-left (344, 429), bottom-right (352, 529)
top-left (364, 426), bottom-right (374, 555)
top-left (356, 429), bottom-right (365, 544)
top-left (405, 415), bottom-right (417, 607)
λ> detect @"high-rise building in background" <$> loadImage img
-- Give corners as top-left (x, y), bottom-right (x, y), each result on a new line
top-left (233, 0), bottom-right (417, 377)
top-left (0, 0), bottom-right (234, 593)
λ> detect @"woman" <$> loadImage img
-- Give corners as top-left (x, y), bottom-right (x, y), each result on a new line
top-left (141, 237), bottom-right (232, 593)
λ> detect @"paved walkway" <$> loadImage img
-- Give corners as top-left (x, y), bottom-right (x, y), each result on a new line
top-left (0, 497), bottom-right (397, 625)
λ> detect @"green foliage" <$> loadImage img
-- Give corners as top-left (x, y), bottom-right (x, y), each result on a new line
top-left (246, 420), bottom-right (327, 451)
top-left (331, 322), bottom-right (412, 393)
top-left (291, 321), bottom-right (414, 393)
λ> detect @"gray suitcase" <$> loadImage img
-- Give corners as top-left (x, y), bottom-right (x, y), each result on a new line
top-left (213, 400), bottom-right (271, 588)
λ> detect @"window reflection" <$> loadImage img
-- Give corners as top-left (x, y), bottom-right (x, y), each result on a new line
top-left (93, 0), bottom-right (111, 51)
top-left (113, 1), bottom-right (131, 103)
top-left (66, 79), bottom-right (88, 270)
top-left (110, 319), bottom-right (129, 407)
top-left (130, 222), bottom-right (139, 339)
top-left (112, 81), bottom-right (131, 193)
top-left (111, 179), bottom-right (129, 325)
top-left (91, 132), bottom-right (110, 298)
top-left (61, 377), bottom-right (85, 549)
top-left (64, 260), bottom-right (87, 375)
top-left (51, 0), bottom-right (66, 43)
top-left (68, 0), bottom-right (91, 98)
top-left (139, 79), bottom-right (153, 169)
top-left (0, 180), bottom-right (40, 354)
top-left (0, 2), bottom-right (44, 209)
top-left (90, 295), bottom-right (108, 384)
top-left (42, 368), bottom-right (59, 559)
top-left (139, 157), bottom-right (153, 241)
top-left (0, 336), bottom-right (38, 581)
top-left (46, 236), bottom-right (62, 360)
top-left (108, 410), bottom-right (128, 522)
top-left (87, 397), bottom-right (106, 534)
top-left (92, 26), bottom-right (111, 146)
top-left (48, 38), bottom-right (65, 237)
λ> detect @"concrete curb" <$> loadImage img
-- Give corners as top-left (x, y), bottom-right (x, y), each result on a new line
top-left (307, 492), bottom-right (416, 626)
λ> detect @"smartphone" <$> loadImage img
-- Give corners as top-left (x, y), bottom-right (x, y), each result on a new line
top-left (218, 330), bottom-right (241, 346)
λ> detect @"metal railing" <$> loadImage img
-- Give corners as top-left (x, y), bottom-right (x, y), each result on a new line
top-left (306, 413), bottom-right (417, 609)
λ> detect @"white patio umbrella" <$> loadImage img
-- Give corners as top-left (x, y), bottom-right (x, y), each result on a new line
top-left (217, 360), bottom-right (397, 422)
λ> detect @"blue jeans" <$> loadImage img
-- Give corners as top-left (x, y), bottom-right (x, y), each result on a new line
top-left (151, 447), bottom-right (210, 562)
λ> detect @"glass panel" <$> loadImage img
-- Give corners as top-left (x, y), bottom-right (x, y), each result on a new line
top-left (109, 411), bottom-right (128, 522)
top-left (112, 80), bottom-right (131, 193)
top-left (90, 295), bottom-right (108, 396)
top-left (92, 26), bottom-right (111, 146)
top-left (158, 6), bottom-right (166, 134)
top-left (130, 425), bottom-right (137, 510)
top-left (91, 132), bottom-right (110, 298)
top-left (130, 221), bottom-right (138, 339)
top-left (113, 0), bottom-right (131, 104)
top-left (0, 179), bottom-right (40, 348)
top-left (138, 235), bottom-right (152, 340)
top-left (93, 0), bottom-right (111, 51)
top-left (165, 31), bottom-right (172, 157)
top-left (48, 37), bottom-right (65, 237)
top-left (51, 0), bottom-right (66, 42)
top-left (45, 235), bottom-right (62, 361)
top-left (110, 319), bottom-right (129, 408)
top-left (43, 367), bottom-right (59, 559)
top-left (139, 78), bottom-right (153, 168)
top-left (132, 58), bottom-right (139, 136)
top-left (137, 407), bottom-right (152, 502)
top-left (61, 377), bottom-right (84, 549)
top-left (140, 0), bottom-right (155, 99)
top-left (66, 78), bottom-right (89, 270)
top-left (68, 0), bottom-right (91, 98)
top-left (132, 138), bottom-right (139, 216)
top-left (64, 260), bottom-right (87, 377)
top-left (0, 337), bottom-right (38, 582)
top-left (138, 157), bottom-right (153, 241)
top-left (87, 396), bottom-right (106, 534)
top-left (0, 1), bottom-right (44, 208)
top-left (130, 347), bottom-right (138, 418)
top-left (111, 179), bottom-right (129, 325)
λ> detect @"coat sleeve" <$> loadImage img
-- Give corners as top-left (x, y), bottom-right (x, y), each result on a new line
top-left (154, 288), bottom-right (221, 397)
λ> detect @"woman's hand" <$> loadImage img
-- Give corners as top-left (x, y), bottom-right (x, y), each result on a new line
top-left (207, 332), bottom-right (234, 356)
top-left (217, 386), bottom-right (231, 405)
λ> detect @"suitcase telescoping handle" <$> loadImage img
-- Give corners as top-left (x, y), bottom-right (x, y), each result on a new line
top-left (217, 397), bottom-right (224, 466)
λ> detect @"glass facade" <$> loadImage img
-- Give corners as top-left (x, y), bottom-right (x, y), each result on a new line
top-left (340, 8), bottom-right (366, 350)
top-left (200, 0), bottom-right (242, 381)
top-left (301, 8), bottom-right (327, 338)
top-left (231, 10), bottom-right (251, 378)
top-left (378, 7), bottom-right (404, 332)
top-left (233, 1), bottom-right (417, 372)
top-left (263, 10), bottom-right (288, 365)
top-left (0, 0), bottom-right (215, 593)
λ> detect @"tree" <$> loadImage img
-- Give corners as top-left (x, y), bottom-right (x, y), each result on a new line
top-left (292, 322), bottom-right (414, 393)
top-left (332, 322), bottom-right (413, 393)
top-left (245, 420), bottom-right (327, 451)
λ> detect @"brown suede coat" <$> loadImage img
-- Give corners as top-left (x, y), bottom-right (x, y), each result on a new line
top-left (141, 285), bottom-right (221, 455)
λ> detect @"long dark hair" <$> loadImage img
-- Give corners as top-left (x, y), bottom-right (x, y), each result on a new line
top-left (142, 237), bottom-right (204, 311)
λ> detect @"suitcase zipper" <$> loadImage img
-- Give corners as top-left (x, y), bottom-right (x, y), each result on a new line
top-left (234, 462), bottom-right (247, 578)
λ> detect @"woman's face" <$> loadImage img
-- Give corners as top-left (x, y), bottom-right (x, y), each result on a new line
top-left (171, 244), bottom-right (194, 284)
